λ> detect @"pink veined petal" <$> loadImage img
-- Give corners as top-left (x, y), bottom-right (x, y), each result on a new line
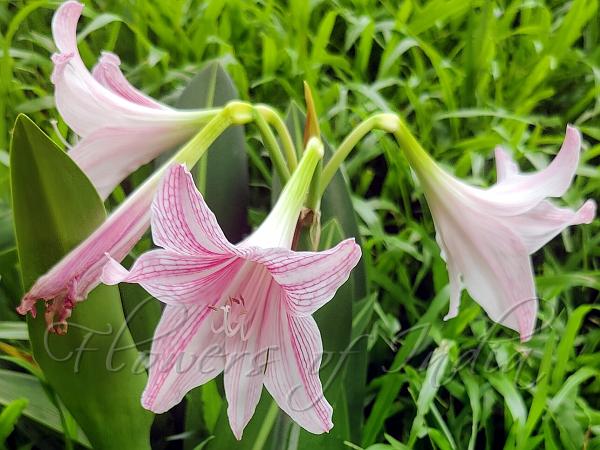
top-left (142, 303), bottom-right (225, 414)
top-left (249, 239), bottom-right (362, 316)
top-left (222, 266), bottom-right (276, 439)
top-left (264, 311), bottom-right (333, 434)
top-left (494, 146), bottom-right (520, 182)
top-left (102, 249), bottom-right (242, 305)
top-left (430, 200), bottom-right (538, 341)
top-left (68, 125), bottom-right (199, 200)
top-left (16, 177), bottom-right (155, 318)
top-left (151, 164), bottom-right (234, 256)
top-left (507, 199), bottom-right (597, 254)
top-left (91, 51), bottom-right (168, 110)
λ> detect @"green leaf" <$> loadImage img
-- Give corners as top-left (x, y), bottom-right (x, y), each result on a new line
top-left (0, 398), bottom-right (28, 448)
top-left (362, 288), bottom-right (448, 446)
top-left (0, 321), bottom-right (27, 340)
top-left (10, 115), bottom-right (153, 449)
top-left (0, 368), bottom-right (89, 446)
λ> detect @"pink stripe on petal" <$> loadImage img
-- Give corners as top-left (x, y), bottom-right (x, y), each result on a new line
top-left (264, 312), bottom-right (333, 434)
top-left (91, 52), bottom-right (168, 110)
top-left (251, 239), bottom-right (362, 316)
top-left (152, 165), bottom-right (234, 256)
top-left (102, 250), bottom-right (242, 305)
top-left (142, 304), bottom-right (225, 413)
top-left (17, 177), bottom-right (156, 317)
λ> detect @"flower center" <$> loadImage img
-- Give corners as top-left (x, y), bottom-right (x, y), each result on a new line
top-left (209, 296), bottom-right (249, 341)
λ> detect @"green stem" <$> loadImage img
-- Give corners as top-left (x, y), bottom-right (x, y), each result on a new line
top-left (320, 113), bottom-right (400, 196)
top-left (305, 158), bottom-right (322, 212)
top-left (251, 401), bottom-right (281, 450)
top-left (320, 113), bottom-right (436, 197)
top-left (255, 104), bottom-right (298, 170)
top-left (253, 106), bottom-right (291, 183)
top-left (130, 101), bottom-right (253, 198)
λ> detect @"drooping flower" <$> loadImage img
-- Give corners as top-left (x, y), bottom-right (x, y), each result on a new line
top-left (51, 1), bottom-right (218, 199)
top-left (403, 125), bottom-right (595, 341)
top-left (16, 99), bottom-right (244, 332)
top-left (101, 140), bottom-right (362, 439)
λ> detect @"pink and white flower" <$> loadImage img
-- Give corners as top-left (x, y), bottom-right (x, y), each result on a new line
top-left (412, 126), bottom-right (595, 341)
top-left (51, 1), bottom-right (217, 199)
top-left (102, 142), bottom-right (362, 438)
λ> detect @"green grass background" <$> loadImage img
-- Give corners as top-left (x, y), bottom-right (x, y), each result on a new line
top-left (0, 0), bottom-right (599, 449)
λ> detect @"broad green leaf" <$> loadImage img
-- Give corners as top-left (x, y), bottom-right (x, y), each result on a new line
top-left (0, 368), bottom-right (89, 446)
top-left (10, 115), bottom-right (152, 449)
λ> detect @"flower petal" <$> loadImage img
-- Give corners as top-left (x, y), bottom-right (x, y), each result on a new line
top-left (51, 1), bottom-right (203, 137)
top-left (69, 125), bottom-right (198, 200)
top-left (431, 202), bottom-right (538, 341)
top-left (152, 164), bottom-right (234, 255)
top-left (222, 266), bottom-right (276, 439)
top-left (142, 303), bottom-right (225, 413)
top-left (494, 146), bottom-right (519, 182)
top-left (52, 1), bottom-right (82, 54)
top-left (264, 313), bottom-right (333, 434)
top-left (249, 238), bottom-right (362, 316)
top-left (485, 126), bottom-right (581, 212)
top-left (17, 177), bottom-right (155, 318)
top-left (91, 51), bottom-right (168, 110)
top-left (508, 199), bottom-right (596, 254)
top-left (102, 249), bottom-right (242, 304)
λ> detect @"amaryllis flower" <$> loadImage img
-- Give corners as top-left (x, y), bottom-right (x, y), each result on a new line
top-left (411, 126), bottom-right (595, 341)
top-left (102, 142), bottom-right (362, 438)
top-left (52, 1), bottom-right (217, 199)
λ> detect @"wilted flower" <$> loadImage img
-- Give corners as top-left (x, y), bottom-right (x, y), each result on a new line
top-left (52, 1), bottom-right (217, 199)
top-left (407, 126), bottom-right (595, 340)
top-left (102, 140), bottom-right (362, 438)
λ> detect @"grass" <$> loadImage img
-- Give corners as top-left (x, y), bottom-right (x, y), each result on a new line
top-left (0, 0), bottom-right (599, 449)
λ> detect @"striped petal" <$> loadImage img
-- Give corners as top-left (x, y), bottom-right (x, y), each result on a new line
top-left (151, 164), bottom-right (234, 255)
top-left (264, 313), bottom-right (333, 434)
top-left (250, 239), bottom-right (362, 316)
top-left (17, 181), bottom-right (155, 318)
top-left (102, 249), bottom-right (242, 304)
top-left (91, 51), bottom-right (168, 110)
top-left (142, 303), bottom-right (225, 413)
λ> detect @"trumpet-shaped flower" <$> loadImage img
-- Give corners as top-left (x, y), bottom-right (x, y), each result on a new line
top-left (409, 126), bottom-right (595, 341)
top-left (16, 98), bottom-right (245, 332)
top-left (51, 1), bottom-right (217, 199)
top-left (102, 141), bottom-right (362, 439)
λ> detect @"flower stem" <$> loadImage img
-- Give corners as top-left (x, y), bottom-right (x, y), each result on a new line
top-left (253, 106), bottom-right (291, 182)
top-left (320, 113), bottom-right (400, 196)
top-left (319, 113), bottom-right (437, 197)
top-left (255, 104), bottom-right (298, 171)
top-left (126, 101), bottom-right (253, 203)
